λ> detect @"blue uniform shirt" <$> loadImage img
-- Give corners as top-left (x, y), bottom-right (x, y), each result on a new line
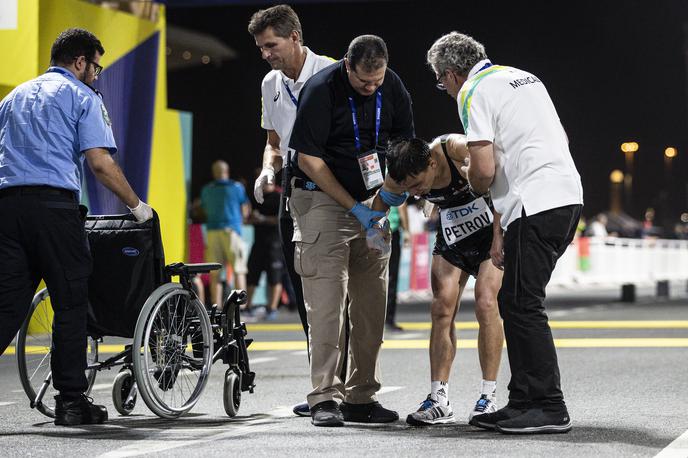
top-left (0, 66), bottom-right (117, 198)
top-left (200, 179), bottom-right (248, 234)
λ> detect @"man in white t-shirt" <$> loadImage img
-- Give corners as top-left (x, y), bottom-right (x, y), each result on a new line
top-left (427, 31), bottom-right (583, 435)
top-left (248, 4), bottom-right (334, 418)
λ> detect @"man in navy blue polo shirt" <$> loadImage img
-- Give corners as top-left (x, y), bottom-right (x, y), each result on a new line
top-left (0, 28), bottom-right (153, 426)
top-left (288, 35), bottom-right (414, 427)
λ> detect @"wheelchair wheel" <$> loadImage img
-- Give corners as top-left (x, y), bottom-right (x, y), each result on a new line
top-left (223, 369), bottom-right (241, 417)
top-left (132, 283), bottom-right (213, 419)
top-left (16, 288), bottom-right (98, 418)
top-left (112, 368), bottom-right (137, 416)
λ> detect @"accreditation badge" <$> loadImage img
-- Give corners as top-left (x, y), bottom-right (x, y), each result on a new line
top-left (357, 150), bottom-right (384, 190)
top-left (440, 197), bottom-right (493, 245)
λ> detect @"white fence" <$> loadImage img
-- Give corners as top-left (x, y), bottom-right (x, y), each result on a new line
top-left (398, 236), bottom-right (688, 302)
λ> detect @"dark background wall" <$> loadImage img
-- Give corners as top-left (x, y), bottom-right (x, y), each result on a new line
top-left (167, 0), bottom-right (688, 223)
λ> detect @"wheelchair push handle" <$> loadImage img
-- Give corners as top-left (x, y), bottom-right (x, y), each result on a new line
top-left (224, 290), bottom-right (248, 308)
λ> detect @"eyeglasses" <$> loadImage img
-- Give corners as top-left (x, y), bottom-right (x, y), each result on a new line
top-left (89, 61), bottom-right (103, 77)
top-left (435, 70), bottom-right (448, 91)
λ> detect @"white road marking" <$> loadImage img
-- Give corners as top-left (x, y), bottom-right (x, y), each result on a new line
top-left (0, 402), bottom-right (16, 407)
top-left (654, 429), bottom-right (688, 458)
top-left (97, 406), bottom-right (294, 458)
top-left (90, 383), bottom-right (113, 391)
top-left (391, 332), bottom-right (423, 339)
top-left (246, 357), bottom-right (277, 365)
top-left (378, 386), bottom-right (404, 395)
top-left (290, 350), bottom-right (308, 356)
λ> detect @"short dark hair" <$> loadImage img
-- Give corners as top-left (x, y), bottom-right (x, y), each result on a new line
top-left (248, 4), bottom-right (303, 44)
top-left (50, 28), bottom-right (105, 67)
top-left (347, 35), bottom-right (388, 73)
top-left (386, 138), bottom-right (431, 183)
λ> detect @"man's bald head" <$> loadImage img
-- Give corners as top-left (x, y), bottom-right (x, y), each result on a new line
top-left (212, 160), bottom-right (229, 180)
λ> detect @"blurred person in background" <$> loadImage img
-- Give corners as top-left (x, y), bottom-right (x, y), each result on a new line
top-left (200, 160), bottom-right (250, 307)
top-left (385, 202), bottom-right (409, 332)
top-left (246, 179), bottom-right (284, 321)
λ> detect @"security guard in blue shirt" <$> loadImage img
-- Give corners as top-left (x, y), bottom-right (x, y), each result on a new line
top-left (0, 28), bottom-right (153, 426)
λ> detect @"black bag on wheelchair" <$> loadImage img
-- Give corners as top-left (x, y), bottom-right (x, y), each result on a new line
top-left (85, 213), bottom-right (165, 338)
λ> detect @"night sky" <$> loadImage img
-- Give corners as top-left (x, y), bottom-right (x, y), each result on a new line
top-left (167, 0), bottom-right (688, 225)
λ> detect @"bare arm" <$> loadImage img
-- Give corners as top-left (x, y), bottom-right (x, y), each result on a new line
top-left (298, 154), bottom-right (357, 210)
top-left (466, 140), bottom-right (496, 195)
top-left (490, 210), bottom-right (504, 270)
top-left (263, 130), bottom-right (284, 171)
top-left (85, 148), bottom-right (140, 208)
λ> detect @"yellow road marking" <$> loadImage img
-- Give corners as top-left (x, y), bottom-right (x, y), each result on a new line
top-left (246, 321), bottom-right (688, 332)
top-left (6, 337), bottom-right (688, 355)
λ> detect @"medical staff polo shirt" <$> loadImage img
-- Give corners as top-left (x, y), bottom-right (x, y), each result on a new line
top-left (260, 47), bottom-right (335, 163)
top-left (289, 60), bottom-right (415, 202)
top-left (458, 59), bottom-right (583, 230)
top-left (0, 67), bottom-right (117, 198)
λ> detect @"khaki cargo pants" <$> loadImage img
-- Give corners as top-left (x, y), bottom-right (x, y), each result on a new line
top-left (289, 187), bottom-right (391, 407)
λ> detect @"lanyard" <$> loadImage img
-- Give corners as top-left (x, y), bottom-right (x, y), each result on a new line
top-left (348, 89), bottom-right (382, 152)
top-left (282, 79), bottom-right (298, 107)
top-left (46, 66), bottom-right (73, 77)
top-left (46, 67), bottom-right (103, 98)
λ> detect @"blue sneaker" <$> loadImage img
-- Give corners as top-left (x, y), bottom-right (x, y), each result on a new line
top-left (293, 401), bottom-right (310, 417)
top-left (264, 310), bottom-right (279, 321)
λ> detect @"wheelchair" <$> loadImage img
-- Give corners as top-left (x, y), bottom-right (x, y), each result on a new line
top-left (15, 212), bottom-right (256, 419)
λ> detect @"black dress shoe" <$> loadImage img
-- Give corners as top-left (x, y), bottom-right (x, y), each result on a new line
top-left (54, 394), bottom-right (108, 426)
top-left (495, 408), bottom-right (572, 434)
top-left (385, 322), bottom-right (404, 332)
top-left (311, 401), bottom-right (344, 427)
top-left (293, 401), bottom-right (310, 417)
top-left (468, 405), bottom-right (525, 430)
top-left (340, 401), bottom-right (399, 423)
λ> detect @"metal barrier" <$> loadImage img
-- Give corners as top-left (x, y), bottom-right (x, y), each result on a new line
top-left (399, 236), bottom-right (688, 302)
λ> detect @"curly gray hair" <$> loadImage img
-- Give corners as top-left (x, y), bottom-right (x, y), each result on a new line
top-left (426, 32), bottom-right (487, 77)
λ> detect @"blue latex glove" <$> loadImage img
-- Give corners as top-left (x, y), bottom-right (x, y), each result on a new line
top-left (350, 202), bottom-right (386, 230)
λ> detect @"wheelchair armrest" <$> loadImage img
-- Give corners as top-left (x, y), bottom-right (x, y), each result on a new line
top-left (165, 262), bottom-right (223, 276)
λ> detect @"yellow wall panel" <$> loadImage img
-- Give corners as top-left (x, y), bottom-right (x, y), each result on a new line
top-left (38, 0), bottom-right (157, 70)
top-left (148, 11), bottom-right (187, 263)
top-left (0, 0), bottom-right (39, 86)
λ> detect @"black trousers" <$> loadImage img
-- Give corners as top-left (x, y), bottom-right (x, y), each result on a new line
top-left (499, 204), bottom-right (582, 410)
top-left (386, 229), bottom-right (401, 324)
top-left (278, 191), bottom-right (309, 339)
top-left (0, 187), bottom-right (92, 398)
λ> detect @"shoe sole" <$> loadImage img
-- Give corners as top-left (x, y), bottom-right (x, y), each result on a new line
top-left (311, 419), bottom-right (344, 427)
top-left (406, 414), bottom-right (456, 426)
top-left (293, 409), bottom-right (311, 417)
top-left (496, 421), bottom-right (572, 435)
top-left (469, 420), bottom-right (497, 430)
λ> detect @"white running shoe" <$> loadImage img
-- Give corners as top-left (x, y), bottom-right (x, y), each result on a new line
top-left (468, 393), bottom-right (497, 421)
top-left (406, 395), bottom-right (455, 426)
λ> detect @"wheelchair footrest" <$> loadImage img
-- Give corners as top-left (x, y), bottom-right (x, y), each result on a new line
top-left (241, 371), bottom-right (256, 392)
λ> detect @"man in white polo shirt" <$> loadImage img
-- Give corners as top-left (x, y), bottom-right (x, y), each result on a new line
top-left (427, 31), bottom-right (583, 435)
top-left (248, 4), bottom-right (334, 417)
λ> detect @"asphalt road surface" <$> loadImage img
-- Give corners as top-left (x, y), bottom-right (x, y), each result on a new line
top-left (1, 283), bottom-right (687, 457)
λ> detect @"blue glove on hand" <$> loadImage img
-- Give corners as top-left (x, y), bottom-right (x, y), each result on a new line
top-left (350, 202), bottom-right (386, 230)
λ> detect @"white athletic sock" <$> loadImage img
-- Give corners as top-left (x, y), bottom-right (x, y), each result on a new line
top-left (431, 380), bottom-right (449, 406)
top-left (481, 379), bottom-right (497, 398)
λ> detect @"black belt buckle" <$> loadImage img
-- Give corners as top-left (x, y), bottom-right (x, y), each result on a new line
top-left (294, 178), bottom-right (320, 192)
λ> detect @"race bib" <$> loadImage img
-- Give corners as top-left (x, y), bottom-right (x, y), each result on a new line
top-left (357, 150), bottom-right (384, 190)
top-left (440, 198), bottom-right (493, 245)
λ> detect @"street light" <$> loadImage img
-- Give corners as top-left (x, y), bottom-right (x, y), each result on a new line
top-left (664, 147), bottom-right (677, 181)
top-left (620, 142), bottom-right (638, 213)
top-left (609, 169), bottom-right (624, 214)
